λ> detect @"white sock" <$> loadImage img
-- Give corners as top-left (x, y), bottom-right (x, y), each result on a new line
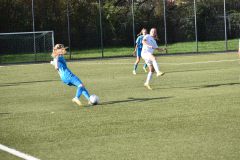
top-left (145, 72), bottom-right (153, 84)
top-left (152, 60), bottom-right (160, 73)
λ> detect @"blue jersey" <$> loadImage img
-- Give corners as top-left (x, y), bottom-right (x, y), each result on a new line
top-left (136, 35), bottom-right (144, 49)
top-left (52, 54), bottom-right (89, 101)
top-left (57, 55), bottom-right (74, 84)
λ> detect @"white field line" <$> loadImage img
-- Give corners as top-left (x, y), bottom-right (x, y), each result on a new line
top-left (0, 59), bottom-right (239, 68)
top-left (0, 144), bottom-right (40, 160)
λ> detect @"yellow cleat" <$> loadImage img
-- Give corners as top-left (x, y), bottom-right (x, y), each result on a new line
top-left (72, 98), bottom-right (82, 106)
top-left (157, 72), bottom-right (165, 77)
top-left (88, 101), bottom-right (93, 105)
top-left (144, 83), bottom-right (152, 90)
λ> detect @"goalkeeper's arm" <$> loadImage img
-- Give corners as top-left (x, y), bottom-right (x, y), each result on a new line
top-left (50, 60), bottom-right (55, 66)
top-left (50, 57), bottom-right (59, 70)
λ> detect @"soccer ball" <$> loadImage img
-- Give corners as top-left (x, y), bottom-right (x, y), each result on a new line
top-left (89, 94), bottom-right (99, 105)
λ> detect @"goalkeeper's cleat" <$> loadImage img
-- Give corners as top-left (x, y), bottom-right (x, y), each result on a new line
top-left (143, 67), bottom-right (147, 72)
top-left (144, 83), bottom-right (152, 90)
top-left (133, 70), bottom-right (137, 75)
top-left (157, 72), bottom-right (165, 77)
top-left (72, 97), bottom-right (82, 106)
top-left (88, 101), bottom-right (93, 105)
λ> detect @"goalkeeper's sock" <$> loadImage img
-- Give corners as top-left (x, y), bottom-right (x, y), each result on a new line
top-left (76, 86), bottom-right (83, 98)
top-left (76, 86), bottom-right (90, 100)
top-left (134, 63), bottom-right (138, 71)
top-left (143, 63), bottom-right (147, 69)
top-left (143, 64), bottom-right (148, 72)
top-left (82, 88), bottom-right (90, 100)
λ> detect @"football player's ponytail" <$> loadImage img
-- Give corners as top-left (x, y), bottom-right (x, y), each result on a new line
top-left (137, 28), bottom-right (147, 37)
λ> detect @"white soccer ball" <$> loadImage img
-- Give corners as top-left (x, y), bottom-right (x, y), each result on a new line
top-left (89, 94), bottom-right (99, 105)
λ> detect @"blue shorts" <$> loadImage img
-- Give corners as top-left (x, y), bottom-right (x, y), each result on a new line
top-left (136, 48), bottom-right (142, 57)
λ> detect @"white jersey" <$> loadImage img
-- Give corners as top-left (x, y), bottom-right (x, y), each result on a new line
top-left (141, 34), bottom-right (158, 55)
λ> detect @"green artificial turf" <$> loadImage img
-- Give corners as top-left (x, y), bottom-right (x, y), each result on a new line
top-left (0, 53), bottom-right (240, 160)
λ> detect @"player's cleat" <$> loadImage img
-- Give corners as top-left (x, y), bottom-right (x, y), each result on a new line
top-left (133, 70), bottom-right (136, 75)
top-left (143, 67), bottom-right (147, 72)
top-left (157, 72), bottom-right (165, 77)
top-left (88, 101), bottom-right (93, 105)
top-left (144, 83), bottom-right (152, 90)
top-left (72, 97), bottom-right (82, 106)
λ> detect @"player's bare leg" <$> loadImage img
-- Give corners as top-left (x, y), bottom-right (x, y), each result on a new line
top-left (144, 65), bottom-right (154, 90)
top-left (133, 57), bottom-right (140, 75)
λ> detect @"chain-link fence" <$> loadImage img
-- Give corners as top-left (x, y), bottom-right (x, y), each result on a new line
top-left (0, 0), bottom-right (240, 64)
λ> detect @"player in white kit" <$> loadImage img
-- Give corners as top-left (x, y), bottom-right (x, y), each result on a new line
top-left (141, 28), bottom-right (165, 90)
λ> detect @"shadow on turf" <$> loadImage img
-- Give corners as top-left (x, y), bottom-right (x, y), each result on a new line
top-left (0, 79), bottom-right (59, 87)
top-left (166, 68), bottom-right (218, 74)
top-left (0, 112), bottom-right (10, 115)
top-left (99, 97), bottom-right (172, 106)
top-left (191, 82), bottom-right (240, 89)
top-left (154, 82), bottom-right (240, 90)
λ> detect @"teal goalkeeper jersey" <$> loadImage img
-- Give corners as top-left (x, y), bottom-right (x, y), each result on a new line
top-left (57, 55), bottom-right (74, 82)
top-left (136, 35), bottom-right (144, 49)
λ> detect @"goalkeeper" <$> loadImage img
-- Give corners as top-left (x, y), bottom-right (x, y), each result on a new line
top-left (50, 44), bottom-right (91, 106)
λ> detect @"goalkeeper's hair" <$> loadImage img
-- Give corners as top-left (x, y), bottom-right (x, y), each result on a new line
top-left (51, 44), bottom-right (67, 58)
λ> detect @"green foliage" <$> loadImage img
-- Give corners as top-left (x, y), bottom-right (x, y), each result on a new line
top-left (228, 11), bottom-right (240, 39)
top-left (0, 0), bottom-right (239, 48)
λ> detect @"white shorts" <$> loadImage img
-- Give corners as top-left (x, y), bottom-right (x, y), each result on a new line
top-left (141, 53), bottom-right (153, 66)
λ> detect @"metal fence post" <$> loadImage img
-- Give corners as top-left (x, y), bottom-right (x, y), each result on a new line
top-left (194, 0), bottom-right (198, 53)
top-left (163, 0), bottom-right (168, 53)
top-left (52, 31), bottom-right (55, 49)
top-left (98, 0), bottom-right (104, 58)
top-left (224, 0), bottom-right (228, 51)
top-left (67, 0), bottom-right (72, 59)
top-left (32, 0), bottom-right (36, 61)
top-left (131, 0), bottom-right (136, 47)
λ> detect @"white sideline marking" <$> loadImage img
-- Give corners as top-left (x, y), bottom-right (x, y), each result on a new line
top-left (0, 144), bottom-right (40, 160)
top-left (0, 59), bottom-right (239, 68)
